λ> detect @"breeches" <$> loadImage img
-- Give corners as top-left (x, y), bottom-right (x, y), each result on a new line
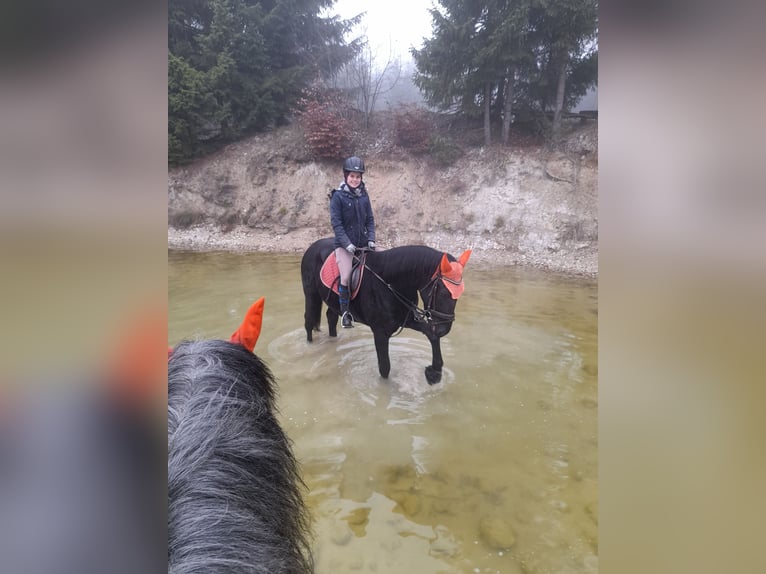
top-left (335, 247), bottom-right (353, 286)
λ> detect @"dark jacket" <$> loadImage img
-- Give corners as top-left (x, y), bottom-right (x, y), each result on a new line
top-left (330, 182), bottom-right (376, 249)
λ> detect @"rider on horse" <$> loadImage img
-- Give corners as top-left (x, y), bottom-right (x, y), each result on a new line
top-left (329, 156), bottom-right (376, 328)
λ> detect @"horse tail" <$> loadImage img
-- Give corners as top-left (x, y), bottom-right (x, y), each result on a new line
top-left (168, 339), bottom-right (313, 573)
top-left (302, 269), bottom-right (322, 333)
top-left (309, 297), bottom-right (321, 332)
top-left (301, 247), bottom-right (324, 338)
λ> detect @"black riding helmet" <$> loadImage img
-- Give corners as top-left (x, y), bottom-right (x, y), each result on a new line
top-left (342, 156), bottom-right (365, 174)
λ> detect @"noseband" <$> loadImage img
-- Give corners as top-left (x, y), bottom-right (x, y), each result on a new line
top-left (412, 274), bottom-right (456, 326)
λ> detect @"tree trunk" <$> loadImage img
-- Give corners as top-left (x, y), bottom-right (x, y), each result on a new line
top-left (483, 82), bottom-right (492, 146)
top-left (501, 65), bottom-right (516, 145)
top-left (552, 57), bottom-right (567, 142)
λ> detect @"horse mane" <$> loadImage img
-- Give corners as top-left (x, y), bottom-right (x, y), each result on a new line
top-left (371, 245), bottom-right (453, 282)
top-left (168, 339), bottom-right (313, 574)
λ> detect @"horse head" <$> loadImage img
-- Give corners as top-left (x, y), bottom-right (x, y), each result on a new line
top-left (168, 296), bottom-right (313, 573)
top-left (421, 249), bottom-right (472, 338)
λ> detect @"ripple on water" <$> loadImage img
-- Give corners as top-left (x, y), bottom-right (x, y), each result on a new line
top-left (267, 328), bottom-right (354, 383)
top-left (269, 327), bottom-right (455, 391)
top-left (338, 334), bottom-right (455, 392)
top-left (332, 334), bottom-right (455, 420)
top-left (268, 328), bottom-right (335, 362)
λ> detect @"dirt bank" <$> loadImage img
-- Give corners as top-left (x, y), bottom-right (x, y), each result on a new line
top-left (168, 121), bottom-right (598, 278)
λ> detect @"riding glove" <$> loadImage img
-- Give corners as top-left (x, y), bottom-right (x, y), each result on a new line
top-left (368, 241), bottom-right (376, 251)
top-left (346, 244), bottom-right (356, 253)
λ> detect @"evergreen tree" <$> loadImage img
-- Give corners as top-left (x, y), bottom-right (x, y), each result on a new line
top-left (168, 0), bottom-right (357, 163)
top-left (526, 0), bottom-right (597, 140)
top-left (412, 0), bottom-right (597, 146)
top-left (411, 2), bottom-right (482, 116)
top-left (412, 0), bottom-right (532, 145)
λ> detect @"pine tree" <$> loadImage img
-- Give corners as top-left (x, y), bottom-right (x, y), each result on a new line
top-left (527, 0), bottom-right (598, 141)
top-left (168, 0), bottom-right (357, 163)
top-left (412, 0), bottom-right (597, 146)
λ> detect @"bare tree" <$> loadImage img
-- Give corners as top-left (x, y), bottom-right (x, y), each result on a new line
top-left (339, 33), bottom-right (402, 129)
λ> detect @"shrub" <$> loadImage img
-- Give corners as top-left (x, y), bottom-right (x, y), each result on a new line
top-left (428, 135), bottom-right (462, 167)
top-left (295, 88), bottom-right (353, 160)
top-left (448, 181), bottom-right (467, 195)
top-left (169, 210), bottom-right (206, 229)
top-left (393, 107), bottom-right (432, 153)
top-left (220, 210), bottom-right (241, 232)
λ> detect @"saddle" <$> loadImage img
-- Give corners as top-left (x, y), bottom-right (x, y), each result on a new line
top-left (319, 251), bottom-right (367, 299)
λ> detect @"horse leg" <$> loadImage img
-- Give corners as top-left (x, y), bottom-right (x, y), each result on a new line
top-left (373, 330), bottom-right (391, 379)
top-left (425, 337), bottom-right (444, 385)
top-left (326, 306), bottom-right (339, 338)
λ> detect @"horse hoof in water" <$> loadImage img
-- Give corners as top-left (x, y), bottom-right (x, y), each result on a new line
top-left (425, 366), bottom-right (442, 385)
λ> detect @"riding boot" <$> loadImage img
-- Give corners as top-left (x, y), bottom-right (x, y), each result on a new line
top-left (339, 284), bottom-right (354, 328)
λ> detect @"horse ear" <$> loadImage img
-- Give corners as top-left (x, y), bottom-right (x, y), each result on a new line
top-left (440, 253), bottom-right (452, 275)
top-left (230, 297), bottom-right (265, 352)
top-left (459, 249), bottom-right (472, 267)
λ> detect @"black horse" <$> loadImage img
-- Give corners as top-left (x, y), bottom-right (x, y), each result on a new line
top-left (301, 237), bottom-right (471, 385)
top-left (168, 299), bottom-right (313, 574)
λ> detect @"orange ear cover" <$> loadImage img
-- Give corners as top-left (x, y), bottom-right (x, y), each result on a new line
top-left (229, 297), bottom-right (265, 352)
top-left (440, 253), bottom-right (452, 275)
top-left (459, 249), bottom-right (472, 267)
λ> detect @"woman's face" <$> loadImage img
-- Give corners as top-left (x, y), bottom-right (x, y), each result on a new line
top-left (345, 171), bottom-right (362, 187)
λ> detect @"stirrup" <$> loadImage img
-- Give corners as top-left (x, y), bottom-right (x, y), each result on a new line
top-left (341, 311), bottom-right (354, 328)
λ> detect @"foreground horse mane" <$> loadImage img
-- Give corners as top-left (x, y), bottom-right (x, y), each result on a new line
top-left (168, 339), bottom-right (313, 574)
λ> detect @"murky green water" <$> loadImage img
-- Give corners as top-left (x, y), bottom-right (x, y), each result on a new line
top-left (169, 250), bottom-right (598, 574)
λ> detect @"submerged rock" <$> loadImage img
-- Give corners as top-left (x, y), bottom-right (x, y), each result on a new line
top-left (390, 491), bottom-right (421, 517)
top-left (430, 525), bottom-right (460, 558)
top-left (329, 521), bottom-right (353, 546)
top-left (478, 515), bottom-right (517, 550)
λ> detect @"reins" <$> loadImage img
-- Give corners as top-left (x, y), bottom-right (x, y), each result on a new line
top-left (353, 249), bottom-right (456, 328)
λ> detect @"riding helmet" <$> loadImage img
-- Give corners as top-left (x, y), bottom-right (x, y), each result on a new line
top-left (343, 156), bottom-right (365, 174)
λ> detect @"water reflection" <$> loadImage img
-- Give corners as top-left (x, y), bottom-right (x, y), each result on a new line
top-left (169, 250), bottom-right (598, 574)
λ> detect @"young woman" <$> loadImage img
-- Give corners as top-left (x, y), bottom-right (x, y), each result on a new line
top-left (329, 156), bottom-right (376, 328)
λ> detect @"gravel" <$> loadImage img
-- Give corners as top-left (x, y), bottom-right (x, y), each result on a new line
top-left (168, 225), bottom-right (597, 279)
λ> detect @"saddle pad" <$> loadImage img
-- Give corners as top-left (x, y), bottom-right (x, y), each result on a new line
top-left (319, 254), bottom-right (340, 292)
top-left (319, 252), bottom-right (363, 299)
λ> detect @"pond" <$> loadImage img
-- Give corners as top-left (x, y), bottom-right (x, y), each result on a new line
top-left (169, 250), bottom-right (598, 574)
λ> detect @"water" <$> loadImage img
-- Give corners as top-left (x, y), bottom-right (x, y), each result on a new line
top-left (169, 250), bottom-right (598, 574)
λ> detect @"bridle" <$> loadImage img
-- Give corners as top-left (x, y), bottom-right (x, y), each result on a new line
top-left (355, 251), bottom-right (457, 328)
top-left (413, 273), bottom-right (458, 326)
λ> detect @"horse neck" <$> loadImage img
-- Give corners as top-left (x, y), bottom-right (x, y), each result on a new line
top-left (374, 246), bottom-right (441, 287)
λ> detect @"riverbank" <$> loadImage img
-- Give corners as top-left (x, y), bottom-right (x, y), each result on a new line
top-left (168, 120), bottom-right (598, 279)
